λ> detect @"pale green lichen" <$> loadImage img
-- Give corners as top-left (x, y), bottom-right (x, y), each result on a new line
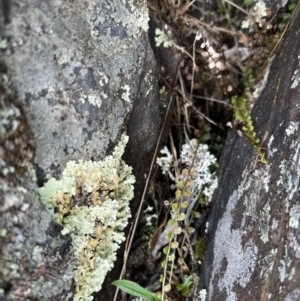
top-left (155, 25), bottom-right (174, 48)
top-left (130, 0), bottom-right (150, 32)
top-left (0, 38), bottom-right (8, 50)
top-left (39, 134), bottom-right (135, 301)
top-left (0, 228), bottom-right (7, 237)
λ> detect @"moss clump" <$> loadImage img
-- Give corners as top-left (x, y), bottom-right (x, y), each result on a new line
top-left (39, 134), bottom-right (135, 301)
top-left (195, 237), bottom-right (206, 262)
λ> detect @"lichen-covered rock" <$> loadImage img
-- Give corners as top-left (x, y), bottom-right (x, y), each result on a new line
top-left (0, 62), bottom-right (75, 301)
top-left (199, 8), bottom-right (300, 301)
top-left (40, 135), bottom-right (135, 301)
top-left (1, 0), bottom-right (150, 180)
top-left (0, 0), bottom-right (163, 300)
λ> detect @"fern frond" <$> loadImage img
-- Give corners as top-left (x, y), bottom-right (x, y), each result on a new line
top-left (232, 96), bottom-right (268, 164)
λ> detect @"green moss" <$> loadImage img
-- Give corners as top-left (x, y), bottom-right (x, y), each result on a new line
top-left (195, 237), bottom-right (206, 262)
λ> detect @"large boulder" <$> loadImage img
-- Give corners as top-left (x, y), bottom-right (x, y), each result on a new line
top-left (200, 8), bottom-right (300, 301)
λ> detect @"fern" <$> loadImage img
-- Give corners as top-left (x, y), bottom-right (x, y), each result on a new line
top-left (232, 96), bottom-right (268, 164)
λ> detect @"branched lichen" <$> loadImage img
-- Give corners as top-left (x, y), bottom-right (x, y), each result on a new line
top-left (241, 0), bottom-right (268, 29)
top-left (155, 25), bottom-right (174, 48)
top-left (39, 134), bottom-right (135, 301)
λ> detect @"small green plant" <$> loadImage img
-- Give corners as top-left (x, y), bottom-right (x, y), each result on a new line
top-left (231, 96), bottom-right (268, 164)
top-left (176, 275), bottom-right (194, 297)
top-left (158, 185), bottom-right (189, 301)
top-left (112, 279), bottom-right (160, 301)
top-left (113, 138), bottom-right (217, 301)
top-left (278, 0), bottom-right (298, 30)
top-left (155, 139), bottom-right (217, 301)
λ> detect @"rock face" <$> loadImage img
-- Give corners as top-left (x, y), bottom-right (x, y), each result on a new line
top-left (2, 0), bottom-right (152, 179)
top-left (200, 8), bottom-right (300, 301)
top-left (0, 1), bottom-right (168, 300)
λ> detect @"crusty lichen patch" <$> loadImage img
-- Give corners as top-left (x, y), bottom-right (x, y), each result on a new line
top-left (209, 190), bottom-right (258, 300)
top-left (129, 0), bottom-right (149, 32)
top-left (39, 134), bottom-right (135, 301)
top-left (291, 55), bottom-right (300, 89)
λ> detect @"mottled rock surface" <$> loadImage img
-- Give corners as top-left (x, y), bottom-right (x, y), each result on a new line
top-left (200, 8), bottom-right (300, 301)
top-left (0, 1), bottom-right (168, 300)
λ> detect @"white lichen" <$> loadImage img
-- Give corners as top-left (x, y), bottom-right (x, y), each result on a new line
top-left (252, 56), bottom-right (275, 100)
top-left (278, 259), bottom-right (286, 282)
top-left (2, 188), bottom-right (25, 211)
top-left (157, 140), bottom-right (217, 201)
top-left (87, 93), bottom-right (103, 108)
top-left (156, 146), bottom-right (173, 176)
top-left (144, 70), bottom-right (153, 97)
top-left (203, 177), bottom-right (218, 200)
top-left (291, 55), bottom-right (300, 89)
top-left (241, 0), bottom-right (268, 29)
top-left (121, 85), bottom-right (131, 103)
top-left (277, 159), bottom-right (288, 187)
top-left (289, 205), bottom-right (300, 229)
top-left (98, 72), bottom-right (109, 87)
top-left (39, 134), bottom-right (135, 301)
top-left (285, 122), bottom-right (299, 136)
top-left (277, 142), bottom-right (300, 201)
top-left (262, 166), bottom-right (271, 193)
top-left (80, 92), bottom-right (106, 108)
top-left (268, 135), bottom-right (277, 158)
top-left (199, 288), bottom-right (207, 301)
top-left (180, 140), bottom-right (217, 195)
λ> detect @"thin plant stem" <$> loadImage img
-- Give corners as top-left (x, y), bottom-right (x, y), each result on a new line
top-left (161, 137), bottom-right (200, 301)
top-left (113, 88), bottom-right (177, 301)
top-left (223, 0), bottom-right (249, 15)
